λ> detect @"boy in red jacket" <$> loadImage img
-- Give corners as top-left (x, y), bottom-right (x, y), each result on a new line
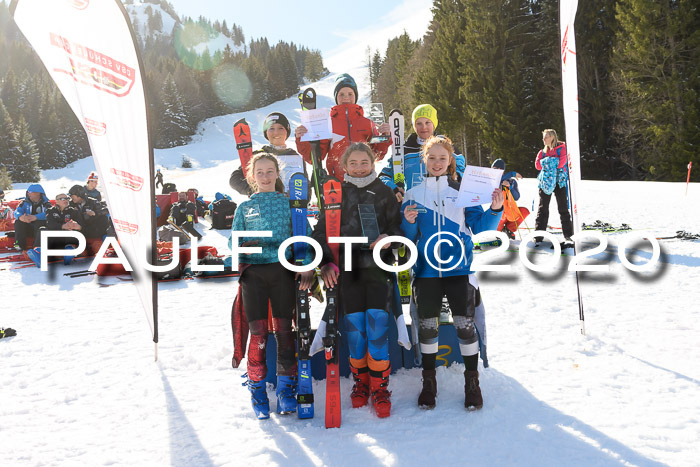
top-left (294, 73), bottom-right (391, 182)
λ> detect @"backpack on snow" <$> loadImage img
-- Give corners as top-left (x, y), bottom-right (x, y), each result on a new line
top-left (210, 198), bottom-right (237, 229)
top-left (162, 183), bottom-right (177, 195)
top-left (158, 224), bottom-right (189, 243)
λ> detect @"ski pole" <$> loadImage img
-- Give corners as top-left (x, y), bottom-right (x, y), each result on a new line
top-left (686, 162), bottom-right (692, 196)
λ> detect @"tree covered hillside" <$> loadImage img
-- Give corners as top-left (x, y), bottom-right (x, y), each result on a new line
top-left (0, 0), bottom-right (327, 182)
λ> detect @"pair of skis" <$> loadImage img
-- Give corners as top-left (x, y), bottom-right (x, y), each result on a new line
top-left (289, 165), bottom-right (343, 428)
top-left (389, 109), bottom-right (411, 303)
top-left (298, 87), bottom-right (343, 428)
top-left (289, 172), bottom-right (315, 420)
top-left (295, 88), bottom-right (343, 427)
top-left (388, 110), bottom-right (418, 363)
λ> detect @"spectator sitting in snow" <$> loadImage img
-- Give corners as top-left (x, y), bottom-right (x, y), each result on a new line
top-left (491, 158), bottom-right (529, 239)
top-left (84, 172), bottom-right (102, 201)
top-left (68, 184), bottom-right (112, 239)
top-left (13, 184), bottom-right (51, 251)
top-left (0, 189), bottom-right (15, 232)
top-left (44, 193), bottom-right (84, 249)
top-left (169, 192), bottom-right (202, 239)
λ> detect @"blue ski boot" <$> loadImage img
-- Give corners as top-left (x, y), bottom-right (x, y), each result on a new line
top-left (26, 247), bottom-right (42, 268)
top-left (64, 245), bottom-right (75, 265)
top-left (242, 374), bottom-right (270, 420)
top-left (276, 375), bottom-right (298, 414)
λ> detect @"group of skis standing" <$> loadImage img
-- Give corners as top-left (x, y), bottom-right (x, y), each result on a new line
top-left (228, 73), bottom-right (572, 423)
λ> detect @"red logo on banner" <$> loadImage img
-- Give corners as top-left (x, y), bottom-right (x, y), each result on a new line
top-left (68, 0), bottom-right (89, 10)
top-left (113, 218), bottom-right (139, 234)
top-left (110, 168), bottom-right (144, 192)
top-left (85, 118), bottom-right (106, 136)
top-left (49, 32), bottom-right (136, 97)
top-left (561, 24), bottom-right (576, 66)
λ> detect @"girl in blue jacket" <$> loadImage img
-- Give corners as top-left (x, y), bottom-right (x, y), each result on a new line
top-left (232, 153), bottom-right (314, 420)
top-left (401, 136), bottom-right (503, 411)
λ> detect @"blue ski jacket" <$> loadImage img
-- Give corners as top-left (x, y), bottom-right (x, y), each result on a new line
top-left (232, 191), bottom-right (313, 265)
top-left (500, 171), bottom-right (521, 200)
top-left (13, 184), bottom-right (51, 220)
top-left (380, 133), bottom-right (465, 192)
top-left (401, 176), bottom-right (502, 278)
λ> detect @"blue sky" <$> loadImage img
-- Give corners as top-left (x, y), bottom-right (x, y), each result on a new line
top-left (165, 0), bottom-right (432, 63)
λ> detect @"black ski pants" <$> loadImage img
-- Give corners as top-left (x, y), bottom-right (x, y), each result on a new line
top-left (414, 275), bottom-right (479, 371)
top-left (14, 219), bottom-right (46, 250)
top-left (535, 185), bottom-right (574, 239)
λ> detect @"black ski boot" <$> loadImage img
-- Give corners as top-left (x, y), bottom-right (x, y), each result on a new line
top-left (417, 369), bottom-right (436, 409)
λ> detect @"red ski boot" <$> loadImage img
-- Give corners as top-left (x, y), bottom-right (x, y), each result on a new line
top-left (350, 365), bottom-right (370, 408)
top-left (369, 367), bottom-right (391, 418)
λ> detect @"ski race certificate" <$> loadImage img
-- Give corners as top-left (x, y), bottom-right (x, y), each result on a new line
top-left (456, 165), bottom-right (503, 207)
top-left (300, 108), bottom-right (332, 141)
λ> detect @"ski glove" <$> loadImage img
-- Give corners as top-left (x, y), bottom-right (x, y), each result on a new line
top-left (0, 328), bottom-right (17, 338)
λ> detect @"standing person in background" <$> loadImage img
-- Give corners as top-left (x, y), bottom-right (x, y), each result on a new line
top-left (379, 104), bottom-right (465, 202)
top-left (229, 112), bottom-right (308, 197)
top-left (84, 172), bottom-right (102, 201)
top-left (155, 169), bottom-right (164, 190)
top-left (294, 73), bottom-right (391, 182)
top-left (401, 136), bottom-right (503, 411)
top-left (233, 153), bottom-right (315, 420)
top-left (13, 184), bottom-right (51, 251)
top-left (534, 129), bottom-right (573, 244)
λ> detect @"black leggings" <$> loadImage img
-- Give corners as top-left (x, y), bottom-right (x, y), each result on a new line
top-left (414, 276), bottom-right (479, 371)
top-left (535, 186), bottom-right (573, 238)
top-left (240, 262), bottom-right (296, 322)
top-left (340, 267), bottom-right (391, 316)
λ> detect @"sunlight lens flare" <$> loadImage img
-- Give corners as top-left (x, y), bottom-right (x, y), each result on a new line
top-left (212, 65), bottom-right (252, 109)
top-left (173, 21), bottom-right (222, 71)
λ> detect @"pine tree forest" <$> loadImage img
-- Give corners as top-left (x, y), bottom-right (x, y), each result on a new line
top-left (0, 0), bottom-right (327, 182)
top-left (370, 0), bottom-right (699, 181)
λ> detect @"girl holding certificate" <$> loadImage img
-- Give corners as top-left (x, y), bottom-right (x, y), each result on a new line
top-left (401, 135), bottom-right (503, 411)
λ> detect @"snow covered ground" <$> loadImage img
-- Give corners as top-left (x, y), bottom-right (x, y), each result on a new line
top-left (3, 73), bottom-right (700, 466)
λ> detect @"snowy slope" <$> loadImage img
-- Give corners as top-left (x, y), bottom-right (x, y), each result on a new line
top-left (124, 1), bottom-right (178, 39)
top-left (3, 176), bottom-right (699, 466)
top-left (191, 32), bottom-right (243, 56)
top-left (3, 69), bottom-right (700, 466)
